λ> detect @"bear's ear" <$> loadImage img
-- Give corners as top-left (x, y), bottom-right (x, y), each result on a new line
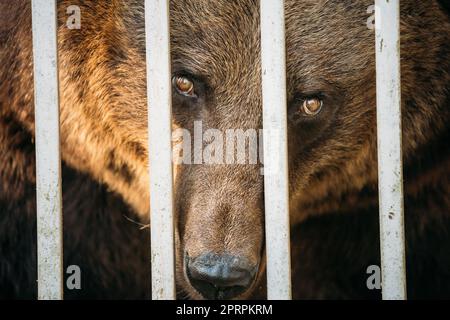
top-left (437, 0), bottom-right (450, 16)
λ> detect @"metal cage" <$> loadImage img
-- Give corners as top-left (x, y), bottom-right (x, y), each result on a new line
top-left (31, 0), bottom-right (406, 300)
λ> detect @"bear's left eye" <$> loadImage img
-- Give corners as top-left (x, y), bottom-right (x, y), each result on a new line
top-left (300, 97), bottom-right (323, 116)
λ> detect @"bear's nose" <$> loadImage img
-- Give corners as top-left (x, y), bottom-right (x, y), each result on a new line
top-left (186, 253), bottom-right (257, 300)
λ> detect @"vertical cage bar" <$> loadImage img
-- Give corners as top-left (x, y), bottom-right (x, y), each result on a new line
top-left (260, 0), bottom-right (292, 300)
top-left (145, 0), bottom-right (176, 300)
top-left (31, 0), bottom-right (64, 300)
top-left (375, 0), bottom-right (407, 300)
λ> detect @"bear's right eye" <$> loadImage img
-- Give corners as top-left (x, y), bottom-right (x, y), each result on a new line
top-left (172, 75), bottom-right (196, 98)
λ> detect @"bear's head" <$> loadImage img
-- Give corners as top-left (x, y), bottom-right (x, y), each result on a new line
top-left (38, 0), bottom-right (449, 299)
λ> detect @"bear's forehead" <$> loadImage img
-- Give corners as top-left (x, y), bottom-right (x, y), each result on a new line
top-left (168, 0), bottom-right (374, 90)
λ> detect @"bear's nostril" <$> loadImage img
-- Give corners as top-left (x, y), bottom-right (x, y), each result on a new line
top-left (186, 253), bottom-right (257, 300)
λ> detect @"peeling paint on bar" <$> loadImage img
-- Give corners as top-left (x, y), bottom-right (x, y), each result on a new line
top-left (31, 0), bottom-right (64, 300)
top-left (145, 0), bottom-right (176, 300)
top-left (260, 0), bottom-right (292, 300)
top-left (375, 0), bottom-right (407, 300)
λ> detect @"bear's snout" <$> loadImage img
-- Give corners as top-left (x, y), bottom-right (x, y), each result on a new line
top-left (186, 253), bottom-right (257, 300)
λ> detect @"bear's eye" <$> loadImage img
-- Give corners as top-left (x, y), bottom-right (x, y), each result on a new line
top-left (300, 97), bottom-right (323, 116)
top-left (172, 75), bottom-right (196, 98)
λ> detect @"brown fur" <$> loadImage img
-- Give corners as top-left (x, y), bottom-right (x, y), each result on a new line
top-left (0, 0), bottom-right (449, 299)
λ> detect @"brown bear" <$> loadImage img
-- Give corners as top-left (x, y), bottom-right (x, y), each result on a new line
top-left (0, 0), bottom-right (449, 299)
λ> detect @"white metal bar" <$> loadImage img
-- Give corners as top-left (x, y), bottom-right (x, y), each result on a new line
top-left (145, 0), bottom-right (176, 300)
top-left (31, 0), bottom-right (64, 300)
top-left (375, 0), bottom-right (407, 300)
top-left (260, 0), bottom-right (292, 300)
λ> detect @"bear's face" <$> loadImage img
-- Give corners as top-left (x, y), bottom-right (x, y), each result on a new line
top-left (53, 0), bottom-right (448, 299)
top-left (169, 0), bottom-right (380, 299)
